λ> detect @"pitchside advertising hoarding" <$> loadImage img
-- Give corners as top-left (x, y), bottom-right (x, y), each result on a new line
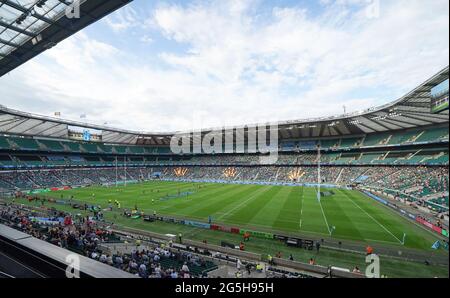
top-left (431, 79), bottom-right (449, 113)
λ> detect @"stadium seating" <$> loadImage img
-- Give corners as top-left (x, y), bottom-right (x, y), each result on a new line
top-left (38, 139), bottom-right (65, 151)
top-left (64, 141), bottom-right (82, 152)
top-left (320, 139), bottom-right (340, 149)
top-left (128, 146), bottom-right (145, 154)
top-left (113, 146), bottom-right (127, 154)
top-left (340, 137), bottom-right (363, 148)
top-left (281, 141), bottom-right (298, 151)
top-left (0, 166), bottom-right (447, 211)
top-left (98, 144), bottom-right (113, 153)
top-left (0, 136), bottom-right (11, 150)
top-left (388, 129), bottom-right (422, 145)
top-left (155, 147), bottom-right (171, 154)
top-left (46, 155), bottom-right (67, 166)
top-left (81, 143), bottom-right (100, 153)
top-left (415, 126), bottom-right (449, 143)
top-left (67, 156), bottom-right (86, 166)
top-left (15, 156), bottom-right (45, 167)
top-left (363, 132), bottom-right (391, 147)
top-left (1, 126), bottom-right (448, 157)
top-left (0, 155), bottom-right (15, 167)
top-left (8, 137), bottom-right (40, 151)
top-left (355, 153), bottom-right (383, 164)
top-left (332, 153), bottom-right (357, 164)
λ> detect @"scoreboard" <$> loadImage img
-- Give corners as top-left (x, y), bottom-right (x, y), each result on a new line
top-left (68, 125), bottom-right (102, 142)
top-left (431, 79), bottom-right (449, 113)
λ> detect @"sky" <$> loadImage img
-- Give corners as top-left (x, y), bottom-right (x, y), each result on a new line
top-left (0, 0), bottom-right (449, 133)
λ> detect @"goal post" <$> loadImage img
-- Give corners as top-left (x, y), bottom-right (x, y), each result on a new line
top-left (317, 144), bottom-right (321, 203)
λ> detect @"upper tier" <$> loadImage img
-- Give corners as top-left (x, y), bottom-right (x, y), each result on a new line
top-left (0, 67), bottom-right (448, 145)
top-left (0, 124), bottom-right (448, 155)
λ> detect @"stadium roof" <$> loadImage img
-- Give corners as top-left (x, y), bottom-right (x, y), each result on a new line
top-left (0, 66), bottom-right (448, 145)
top-left (0, 0), bottom-right (133, 77)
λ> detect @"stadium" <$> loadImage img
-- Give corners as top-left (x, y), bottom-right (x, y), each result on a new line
top-left (0, 0), bottom-right (448, 282)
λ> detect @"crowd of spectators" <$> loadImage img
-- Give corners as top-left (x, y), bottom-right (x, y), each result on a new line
top-left (0, 203), bottom-right (217, 278)
top-left (0, 164), bottom-right (448, 209)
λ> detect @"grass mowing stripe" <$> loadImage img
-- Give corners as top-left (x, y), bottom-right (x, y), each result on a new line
top-left (339, 190), bottom-right (403, 244)
top-left (47, 181), bottom-right (443, 251)
top-left (157, 184), bottom-right (236, 212)
top-left (318, 195), bottom-right (332, 235)
top-left (299, 187), bottom-right (304, 229)
top-left (300, 188), bottom-right (330, 235)
top-left (188, 185), bottom-right (262, 219)
top-left (216, 186), bottom-right (275, 221)
top-left (155, 184), bottom-right (239, 216)
top-left (225, 186), bottom-right (285, 225)
top-left (346, 190), bottom-right (442, 250)
top-left (321, 193), bottom-right (367, 241)
top-left (271, 187), bottom-right (301, 230)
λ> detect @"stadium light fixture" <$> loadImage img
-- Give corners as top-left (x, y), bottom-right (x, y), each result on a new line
top-left (36, 0), bottom-right (48, 8)
top-left (16, 12), bottom-right (29, 25)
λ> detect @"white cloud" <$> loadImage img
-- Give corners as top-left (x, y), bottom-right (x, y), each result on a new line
top-left (140, 35), bottom-right (154, 44)
top-left (103, 6), bottom-right (141, 32)
top-left (0, 0), bottom-right (448, 132)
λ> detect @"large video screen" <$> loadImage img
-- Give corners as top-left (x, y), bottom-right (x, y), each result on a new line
top-left (68, 126), bottom-right (103, 142)
top-left (431, 79), bottom-right (449, 113)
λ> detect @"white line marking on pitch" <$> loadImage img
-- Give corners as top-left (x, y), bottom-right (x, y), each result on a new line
top-left (216, 187), bottom-right (269, 220)
top-left (343, 192), bottom-right (403, 244)
top-left (299, 189), bottom-right (304, 229)
top-left (318, 199), bottom-right (332, 235)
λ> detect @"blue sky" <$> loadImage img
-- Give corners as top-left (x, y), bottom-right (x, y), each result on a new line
top-left (0, 0), bottom-right (448, 132)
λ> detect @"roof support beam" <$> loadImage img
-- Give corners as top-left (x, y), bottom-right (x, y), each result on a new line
top-left (401, 112), bottom-right (449, 123)
top-left (0, 20), bottom-right (35, 37)
top-left (383, 117), bottom-right (428, 127)
top-left (19, 120), bottom-right (46, 134)
top-left (32, 122), bottom-right (65, 136)
top-left (319, 124), bottom-right (326, 137)
top-left (0, 37), bottom-right (19, 48)
top-left (0, 118), bottom-right (21, 128)
top-left (48, 126), bottom-right (69, 138)
top-left (3, 118), bottom-right (29, 132)
top-left (378, 118), bottom-right (411, 129)
top-left (398, 102), bottom-right (431, 108)
top-left (0, 0), bottom-right (55, 24)
top-left (355, 122), bottom-right (376, 133)
top-left (333, 125), bottom-right (344, 136)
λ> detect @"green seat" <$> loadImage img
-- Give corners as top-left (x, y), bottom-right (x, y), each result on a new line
top-left (363, 133), bottom-right (391, 147)
top-left (38, 139), bottom-right (65, 151)
top-left (129, 146), bottom-right (145, 154)
top-left (81, 143), bottom-right (99, 153)
top-left (416, 127), bottom-right (449, 143)
top-left (63, 141), bottom-right (81, 152)
top-left (9, 137), bottom-right (40, 150)
top-left (340, 137), bottom-right (362, 148)
top-left (113, 146), bottom-right (127, 154)
top-left (0, 136), bottom-right (11, 150)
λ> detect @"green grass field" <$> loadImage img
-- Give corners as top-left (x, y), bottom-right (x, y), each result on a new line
top-left (40, 180), bottom-right (443, 251)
